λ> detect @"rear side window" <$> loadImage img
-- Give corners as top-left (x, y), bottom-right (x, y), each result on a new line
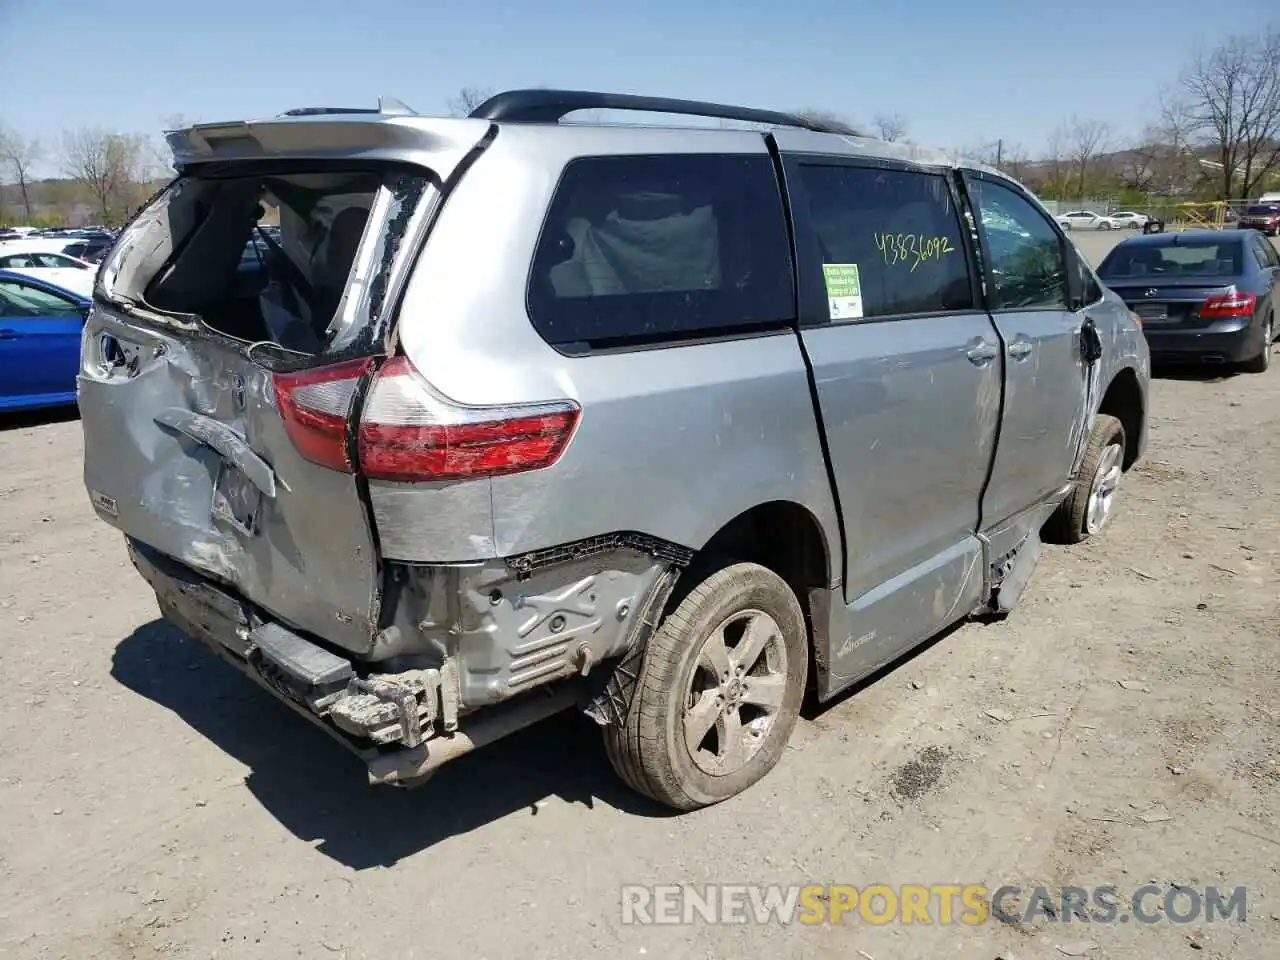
top-left (527, 154), bottom-right (795, 350)
top-left (795, 164), bottom-right (973, 319)
top-left (1250, 234), bottom-right (1279, 268)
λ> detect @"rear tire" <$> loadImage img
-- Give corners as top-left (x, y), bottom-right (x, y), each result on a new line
top-left (602, 562), bottom-right (808, 811)
top-left (1045, 414), bottom-right (1126, 545)
top-left (1241, 315), bottom-right (1273, 374)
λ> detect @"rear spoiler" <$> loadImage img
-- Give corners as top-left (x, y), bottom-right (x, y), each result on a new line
top-left (164, 113), bottom-right (492, 168)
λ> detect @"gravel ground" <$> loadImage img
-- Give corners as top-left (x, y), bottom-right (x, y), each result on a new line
top-left (0, 232), bottom-right (1277, 960)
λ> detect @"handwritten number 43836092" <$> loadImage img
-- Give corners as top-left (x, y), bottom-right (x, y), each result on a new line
top-left (873, 233), bottom-right (955, 272)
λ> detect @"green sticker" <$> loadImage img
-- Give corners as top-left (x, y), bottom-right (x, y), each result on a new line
top-left (822, 263), bottom-right (864, 320)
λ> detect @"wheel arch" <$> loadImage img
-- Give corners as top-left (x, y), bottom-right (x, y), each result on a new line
top-left (1098, 366), bottom-right (1145, 470)
top-left (690, 500), bottom-right (833, 601)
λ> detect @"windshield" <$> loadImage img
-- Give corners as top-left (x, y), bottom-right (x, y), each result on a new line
top-left (1098, 241), bottom-right (1243, 279)
top-left (1244, 205), bottom-right (1280, 215)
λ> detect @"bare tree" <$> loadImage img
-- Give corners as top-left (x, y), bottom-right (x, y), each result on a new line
top-left (1117, 105), bottom-right (1199, 197)
top-left (0, 127), bottom-right (42, 220)
top-left (61, 128), bottom-right (146, 222)
top-left (872, 113), bottom-right (908, 142)
top-left (1175, 25), bottom-right (1280, 200)
top-left (1117, 130), bottom-right (1163, 193)
top-left (1067, 116), bottom-right (1112, 199)
top-left (1043, 125), bottom-right (1072, 199)
top-left (999, 142), bottom-right (1032, 181)
top-left (445, 86), bottom-right (495, 118)
top-left (144, 114), bottom-right (188, 181)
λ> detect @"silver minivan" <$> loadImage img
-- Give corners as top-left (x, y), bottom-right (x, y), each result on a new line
top-left (80, 90), bottom-right (1150, 810)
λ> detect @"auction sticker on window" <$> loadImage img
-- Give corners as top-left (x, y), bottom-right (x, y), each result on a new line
top-left (822, 263), bottom-right (864, 320)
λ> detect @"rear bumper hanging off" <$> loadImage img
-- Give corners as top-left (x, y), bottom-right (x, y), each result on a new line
top-left (127, 538), bottom-right (579, 786)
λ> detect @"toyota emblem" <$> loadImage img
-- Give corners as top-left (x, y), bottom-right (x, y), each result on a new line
top-left (1145, 288), bottom-right (1158, 298)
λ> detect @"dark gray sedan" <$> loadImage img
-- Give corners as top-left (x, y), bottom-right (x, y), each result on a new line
top-left (1097, 229), bottom-right (1279, 373)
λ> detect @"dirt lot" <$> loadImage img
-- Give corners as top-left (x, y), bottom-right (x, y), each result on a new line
top-left (1, 232), bottom-right (1277, 960)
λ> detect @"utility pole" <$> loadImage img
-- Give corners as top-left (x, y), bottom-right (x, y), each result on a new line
top-left (995, 139), bottom-right (1003, 170)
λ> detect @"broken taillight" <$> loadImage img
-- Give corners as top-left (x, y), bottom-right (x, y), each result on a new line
top-left (273, 358), bottom-right (374, 472)
top-left (356, 356), bottom-right (580, 481)
top-left (1199, 292), bottom-right (1257, 319)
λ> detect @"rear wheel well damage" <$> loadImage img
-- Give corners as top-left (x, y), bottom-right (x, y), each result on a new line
top-left (584, 502), bottom-right (832, 725)
top-left (692, 501), bottom-right (832, 601)
top-left (1099, 368), bottom-right (1143, 470)
top-left (684, 501), bottom-right (831, 684)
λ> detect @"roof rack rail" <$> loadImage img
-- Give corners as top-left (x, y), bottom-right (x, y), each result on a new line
top-left (467, 89), bottom-right (859, 135)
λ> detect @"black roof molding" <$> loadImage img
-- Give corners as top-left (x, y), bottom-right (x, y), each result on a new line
top-left (467, 88), bottom-right (861, 135)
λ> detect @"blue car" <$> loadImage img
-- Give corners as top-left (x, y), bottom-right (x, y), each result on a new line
top-left (0, 268), bottom-right (91, 412)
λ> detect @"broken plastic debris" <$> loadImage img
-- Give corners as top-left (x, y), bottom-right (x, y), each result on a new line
top-left (1117, 680), bottom-right (1151, 693)
top-left (1055, 943), bottom-right (1098, 957)
top-left (1138, 804), bottom-right (1172, 823)
top-left (984, 709), bottom-right (1014, 723)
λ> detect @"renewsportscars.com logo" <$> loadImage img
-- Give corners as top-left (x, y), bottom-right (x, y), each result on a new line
top-left (620, 884), bottom-right (1248, 926)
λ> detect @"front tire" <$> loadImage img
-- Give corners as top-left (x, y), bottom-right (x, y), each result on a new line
top-left (603, 562), bottom-right (808, 811)
top-left (1045, 414), bottom-right (1126, 545)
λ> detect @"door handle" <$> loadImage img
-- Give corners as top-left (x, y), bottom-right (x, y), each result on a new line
top-left (966, 337), bottom-right (998, 365)
top-left (0, 329), bottom-right (18, 340)
top-left (1008, 337), bottom-right (1033, 360)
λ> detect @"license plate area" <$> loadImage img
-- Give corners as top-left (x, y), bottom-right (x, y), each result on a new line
top-left (1136, 304), bottom-right (1169, 322)
top-left (211, 461), bottom-right (261, 536)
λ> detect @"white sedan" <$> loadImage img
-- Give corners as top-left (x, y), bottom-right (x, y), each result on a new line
top-left (1055, 210), bottom-right (1123, 231)
top-left (1107, 211), bottom-right (1152, 229)
top-left (0, 250), bottom-right (95, 297)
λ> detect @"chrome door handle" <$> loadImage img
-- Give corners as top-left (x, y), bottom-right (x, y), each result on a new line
top-left (1008, 338), bottom-right (1033, 360)
top-left (966, 337), bottom-right (998, 365)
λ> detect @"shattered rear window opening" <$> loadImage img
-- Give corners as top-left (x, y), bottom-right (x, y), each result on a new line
top-left (101, 164), bottom-right (432, 360)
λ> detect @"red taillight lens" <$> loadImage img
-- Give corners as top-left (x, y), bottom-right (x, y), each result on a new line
top-left (1200, 292), bottom-right (1256, 319)
top-left (272, 358), bottom-right (373, 472)
top-left (357, 356), bottom-right (580, 481)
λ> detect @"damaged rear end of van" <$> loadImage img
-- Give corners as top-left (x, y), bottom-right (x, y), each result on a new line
top-left (78, 110), bottom-right (675, 785)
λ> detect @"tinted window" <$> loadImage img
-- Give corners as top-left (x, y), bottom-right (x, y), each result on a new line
top-left (1074, 254), bottom-right (1103, 305)
top-left (970, 178), bottom-right (1069, 309)
top-left (0, 280), bottom-right (80, 317)
top-left (1250, 234), bottom-right (1279, 268)
top-left (1244, 205), bottom-right (1280, 215)
top-left (1098, 240), bottom-right (1243, 279)
top-left (527, 154), bottom-right (794, 350)
top-left (796, 164), bottom-right (973, 319)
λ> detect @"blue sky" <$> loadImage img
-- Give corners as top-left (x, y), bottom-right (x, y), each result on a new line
top-left (2, 0), bottom-right (1274, 176)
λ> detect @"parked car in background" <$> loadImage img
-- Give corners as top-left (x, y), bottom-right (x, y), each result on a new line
top-left (1237, 203), bottom-right (1280, 236)
top-left (0, 236), bottom-right (111, 265)
top-left (61, 238), bottom-right (113, 263)
top-left (0, 269), bottom-right (91, 412)
top-left (0, 250), bottom-right (95, 297)
top-left (79, 90), bottom-right (1149, 810)
top-left (1108, 211), bottom-right (1151, 230)
top-left (1097, 229), bottom-right (1278, 373)
top-left (1056, 210), bottom-right (1121, 230)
